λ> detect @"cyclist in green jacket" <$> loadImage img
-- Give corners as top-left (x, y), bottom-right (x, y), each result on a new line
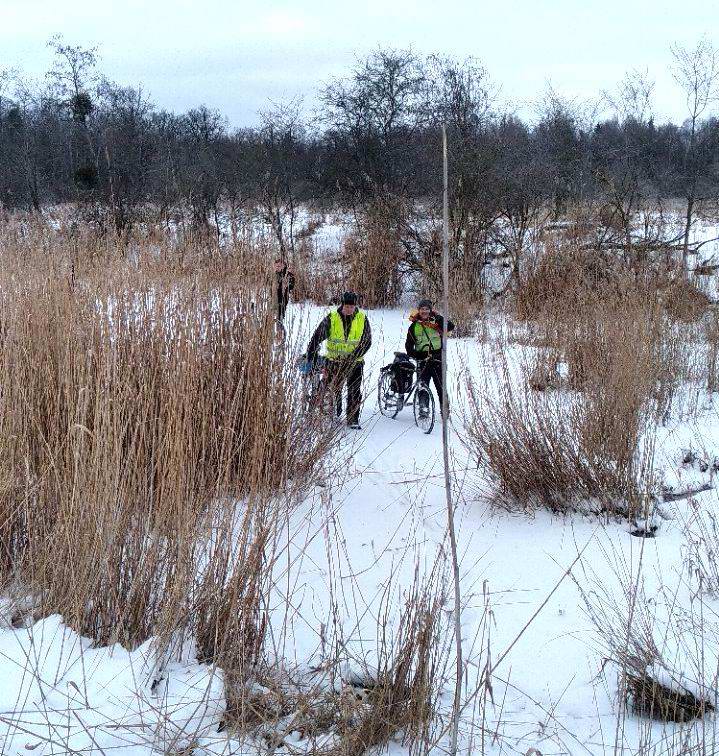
top-left (306, 291), bottom-right (372, 429)
top-left (405, 298), bottom-right (454, 416)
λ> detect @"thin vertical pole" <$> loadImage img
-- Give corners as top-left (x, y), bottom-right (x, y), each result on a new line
top-left (442, 125), bottom-right (462, 755)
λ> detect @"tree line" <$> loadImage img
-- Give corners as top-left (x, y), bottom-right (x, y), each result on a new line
top-left (1, 39), bottom-right (718, 274)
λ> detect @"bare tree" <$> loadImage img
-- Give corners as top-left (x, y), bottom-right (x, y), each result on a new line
top-left (0, 72), bottom-right (67, 212)
top-left (671, 38), bottom-right (719, 263)
top-left (257, 101), bottom-right (308, 260)
top-left (320, 48), bottom-right (432, 302)
top-left (424, 56), bottom-right (497, 294)
top-left (320, 48), bottom-right (430, 207)
top-left (47, 36), bottom-right (99, 109)
top-left (96, 80), bottom-right (155, 235)
top-left (592, 70), bottom-right (669, 261)
top-left (604, 68), bottom-right (655, 125)
top-left (487, 116), bottom-right (553, 287)
top-left (180, 105), bottom-right (227, 233)
top-left (47, 36), bottom-right (100, 199)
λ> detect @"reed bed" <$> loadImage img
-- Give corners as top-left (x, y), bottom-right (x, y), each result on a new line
top-left (0, 218), bottom-right (336, 659)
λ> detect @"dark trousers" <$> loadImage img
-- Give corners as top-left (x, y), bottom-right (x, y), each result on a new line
top-left (277, 293), bottom-right (289, 321)
top-left (326, 360), bottom-right (363, 424)
top-left (418, 358), bottom-right (448, 409)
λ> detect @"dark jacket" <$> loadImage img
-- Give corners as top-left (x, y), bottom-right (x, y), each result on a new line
top-left (307, 307), bottom-right (372, 361)
top-left (276, 267), bottom-right (295, 303)
top-left (405, 312), bottom-right (455, 361)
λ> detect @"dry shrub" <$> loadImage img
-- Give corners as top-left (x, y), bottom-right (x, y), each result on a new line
top-left (341, 579), bottom-right (443, 753)
top-left (291, 237), bottom-right (346, 304)
top-left (626, 672), bottom-right (714, 723)
top-left (684, 496), bottom-right (719, 597)
top-left (219, 565), bottom-right (447, 755)
top-left (464, 371), bottom-right (654, 516)
top-left (221, 676), bottom-right (297, 738)
top-left (0, 209), bottom-right (284, 297)
top-left (192, 500), bottom-right (276, 675)
top-left (598, 202), bottom-right (628, 234)
top-left (0, 225), bottom-right (336, 656)
top-left (445, 284), bottom-right (481, 338)
top-left (415, 225), bottom-right (484, 337)
top-left (579, 558), bottom-right (717, 734)
top-left (428, 269), bottom-right (482, 339)
top-left (516, 238), bottom-right (711, 329)
top-left (562, 292), bottom-right (680, 441)
top-left (659, 277), bottom-right (712, 323)
top-left (464, 246), bottom-right (700, 515)
top-left (694, 261), bottom-right (719, 276)
top-left (707, 310), bottom-right (719, 392)
top-left (527, 349), bottom-right (563, 391)
top-left (465, 269), bottom-right (674, 516)
top-left (295, 215), bottom-right (324, 241)
top-left (515, 243), bottom-right (617, 322)
top-left (343, 213), bottom-right (404, 309)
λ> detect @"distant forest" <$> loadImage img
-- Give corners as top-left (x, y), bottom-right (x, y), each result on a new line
top-left (1, 39), bottom-right (718, 256)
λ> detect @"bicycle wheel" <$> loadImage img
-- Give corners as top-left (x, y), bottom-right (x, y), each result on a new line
top-left (413, 383), bottom-right (435, 434)
top-left (378, 370), bottom-right (403, 418)
top-left (304, 364), bottom-right (338, 425)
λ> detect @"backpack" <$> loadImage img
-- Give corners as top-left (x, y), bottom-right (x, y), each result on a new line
top-left (391, 353), bottom-right (415, 394)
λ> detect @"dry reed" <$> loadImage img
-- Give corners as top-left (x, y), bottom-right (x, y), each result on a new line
top-left (0, 219), bottom-right (337, 662)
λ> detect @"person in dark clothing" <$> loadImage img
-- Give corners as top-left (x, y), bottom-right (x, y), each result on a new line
top-left (405, 298), bottom-right (455, 415)
top-left (274, 258), bottom-right (295, 321)
top-left (306, 291), bottom-right (372, 429)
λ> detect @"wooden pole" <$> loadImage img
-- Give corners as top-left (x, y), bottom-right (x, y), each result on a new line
top-left (442, 125), bottom-right (463, 755)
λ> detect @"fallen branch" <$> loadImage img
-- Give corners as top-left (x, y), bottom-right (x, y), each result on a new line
top-left (661, 483), bottom-right (713, 502)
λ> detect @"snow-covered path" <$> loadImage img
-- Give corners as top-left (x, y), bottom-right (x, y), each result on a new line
top-left (275, 305), bottom-right (719, 754)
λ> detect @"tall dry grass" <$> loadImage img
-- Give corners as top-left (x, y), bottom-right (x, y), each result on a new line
top-left (0, 220), bottom-right (336, 661)
top-left (578, 549), bottom-right (718, 746)
top-left (343, 213), bottom-right (405, 308)
top-left (462, 241), bottom-right (706, 517)
top-left (219, 558), bottom-right (450, 755)
top-left (706, 310), bottom-right (719, 393)
top-left (464, 358), bottom-right (656, 516)
top-left (292, 237), bottom-right (346, 305)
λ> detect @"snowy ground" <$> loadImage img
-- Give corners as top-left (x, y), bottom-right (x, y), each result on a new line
top-left (2, 301), bottom-right (719, 755)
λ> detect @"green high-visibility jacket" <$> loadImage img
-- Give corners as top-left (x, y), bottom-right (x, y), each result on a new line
top-left (412, 320), bottom-right (442, 353)
top-left (327, 310), bottom-right (367, 361)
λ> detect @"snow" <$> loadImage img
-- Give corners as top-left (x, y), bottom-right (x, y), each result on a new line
top-left (0, 615), bottom-right (225, 754)
top-left (1, 301), bottom-right (719, 753)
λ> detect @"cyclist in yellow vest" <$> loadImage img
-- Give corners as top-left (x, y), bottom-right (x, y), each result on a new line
top-left (405, 298), bottom-right (455, 416)
top-left (306, 291), bottom-right (372, 429)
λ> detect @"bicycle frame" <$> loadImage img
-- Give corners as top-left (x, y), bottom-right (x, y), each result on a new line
top-left (386, 365), bottom-right (430, 412)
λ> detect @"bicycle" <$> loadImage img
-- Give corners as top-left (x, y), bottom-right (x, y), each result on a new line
top-left (377, 352), bottom-right (436, 434)
top-left (298, 355), bottom-right (335, 418)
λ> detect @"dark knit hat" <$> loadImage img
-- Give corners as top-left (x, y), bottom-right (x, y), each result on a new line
top-left (341, 291), bottom-right (358, 305)
top-left (417, 298), bottom-right (433, 309)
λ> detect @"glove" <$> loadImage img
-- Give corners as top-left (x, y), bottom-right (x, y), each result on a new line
top-left (299, 353), bottom-right (317, 372)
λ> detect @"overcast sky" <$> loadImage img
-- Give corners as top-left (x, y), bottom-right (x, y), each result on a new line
top-left (1, 0), bottom-right (716, 127)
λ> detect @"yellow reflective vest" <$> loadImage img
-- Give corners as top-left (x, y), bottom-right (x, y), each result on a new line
top-left (327, 310), bottom-right (366, 361)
